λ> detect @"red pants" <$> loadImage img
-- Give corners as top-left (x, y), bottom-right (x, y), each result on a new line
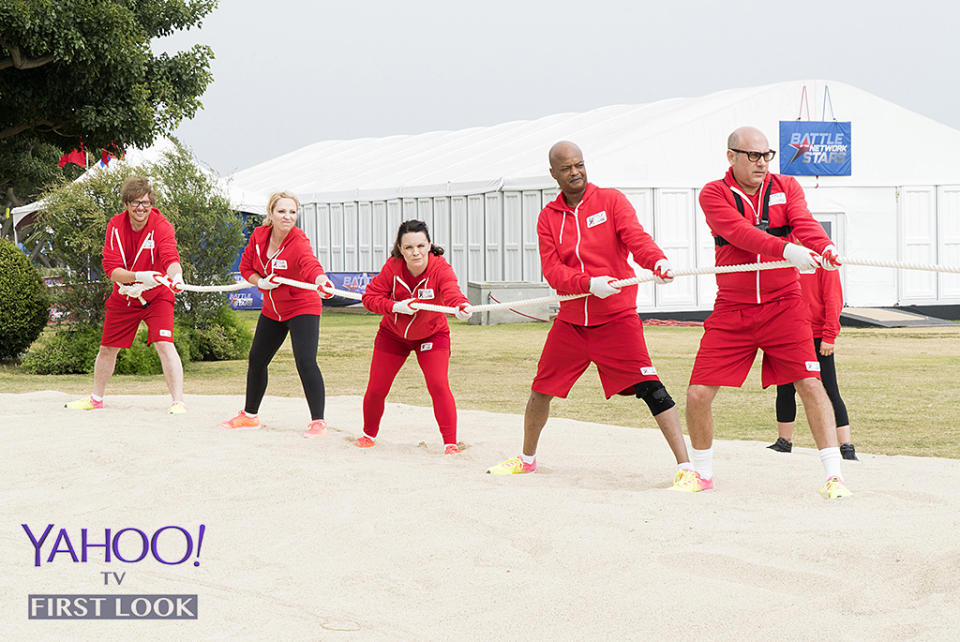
top-left (362, 329), bottom-right (457, 444)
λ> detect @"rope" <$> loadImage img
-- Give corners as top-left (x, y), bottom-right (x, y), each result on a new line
top-left (117, 256), bottom-right (960, 316)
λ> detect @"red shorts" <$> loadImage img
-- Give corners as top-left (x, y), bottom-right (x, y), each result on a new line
top-left (374, 328), bottom-right (450, 356)
top-left (532, 312), bottom-right (659, 399)
top-left (689, 296), bottom-right (820, 388)
top-left (101, 298), bottom-right (175, 348)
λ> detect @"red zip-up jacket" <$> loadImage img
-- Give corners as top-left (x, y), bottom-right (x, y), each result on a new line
top-left (699, 167), bottom-right (833, 305)
top-left (538, 183), bottom-right (666, 326)
top-left (239, 225), bottom-right (325, 321)
top-left (800, 269), bottom-right (843, 342)
top-left (102, 208), bottom-right (180, 308)
top-left (362, 254), bottom-right (468, 341)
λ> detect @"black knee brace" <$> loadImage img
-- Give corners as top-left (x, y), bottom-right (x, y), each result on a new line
top-left (634, 381), bottom-right (675, 416)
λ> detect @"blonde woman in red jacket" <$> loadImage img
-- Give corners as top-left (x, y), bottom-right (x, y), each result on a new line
top-left (218, 191), bottom-right (334, 437)
top-left (356, 219), bottom-right (472, 454)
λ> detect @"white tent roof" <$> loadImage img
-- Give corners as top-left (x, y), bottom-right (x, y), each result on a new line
top-left (11, 137), bottom-right (266, 224)
top-left (228, 79), bottom-right (960, 205)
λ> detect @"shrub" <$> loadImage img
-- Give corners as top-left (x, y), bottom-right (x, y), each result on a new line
top-left (0, 239), bottom-right (51, 361)
top-left (114, 325), bottom-right (192, 375)
top-left (187, 306), bottom-right (252, 361)
top-left (20, 324), bottom-right (101, 374)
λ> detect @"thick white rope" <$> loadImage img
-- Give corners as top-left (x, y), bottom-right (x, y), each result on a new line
top-left (117, 256), bottom-right (960, 315)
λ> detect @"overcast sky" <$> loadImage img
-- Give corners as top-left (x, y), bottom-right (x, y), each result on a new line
top-left (155, 0), bottom-right (957, 176)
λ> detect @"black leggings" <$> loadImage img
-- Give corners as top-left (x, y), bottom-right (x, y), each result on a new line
top-left (245, 314), bottom-right (325, 420)
top-left (776, 337), bottom-right (849, 426)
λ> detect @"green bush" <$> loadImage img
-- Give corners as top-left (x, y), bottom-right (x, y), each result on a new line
top-left (20, 324), bottom-right (101, 374)
top-left (187, 306), bottom-right (253, 361)
top-left (114, 325), bottom-right (192, 374)
top-left (0, 239), bottom-right (51, 361)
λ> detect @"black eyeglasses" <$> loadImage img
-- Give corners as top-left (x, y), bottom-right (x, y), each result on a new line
top-left (729, 149), bottom-right (776, 163)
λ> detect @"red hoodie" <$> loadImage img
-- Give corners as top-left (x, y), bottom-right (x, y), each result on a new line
top-left (800, 269), bottom-right (843, 342)
top-left (538, 183), bottom-right (666, 326)
top-left (102, 208), bottom-right (180, 308)
top-left (699, 167), bottom-right (833, 305)
top-left (239, 225), bottom-right (326, 321)
top-left (362, 254), bottom-right (468, 341)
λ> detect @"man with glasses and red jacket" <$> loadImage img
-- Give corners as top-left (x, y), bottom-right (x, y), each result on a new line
top-left (685, 126), bottom-right (851, 499)
top-left (487, 141), bottom-right (695, 490)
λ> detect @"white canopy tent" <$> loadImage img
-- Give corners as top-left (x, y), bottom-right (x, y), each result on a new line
top-left (230, 81), bottom-right (958, 311)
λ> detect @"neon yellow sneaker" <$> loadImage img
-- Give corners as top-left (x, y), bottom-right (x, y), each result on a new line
top-left (819, 476), bottom-right (852, 499)
top-left (486, 456), bottom-right (536, 475)
top-left (65, 396), bottom-right (103, 410)
top-left (168, 401), bottom-right (187, 415)
top-left (670, 468), bottom-right (713, 492)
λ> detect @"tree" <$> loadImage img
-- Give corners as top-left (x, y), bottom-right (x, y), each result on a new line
top-left (35, 138), bottom-right (245, 326)
top-left (0, 0), bottom-right (217, 224)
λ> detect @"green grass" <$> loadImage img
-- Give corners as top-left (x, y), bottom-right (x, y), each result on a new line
top-left (4, 309), bottom-right (959, 458)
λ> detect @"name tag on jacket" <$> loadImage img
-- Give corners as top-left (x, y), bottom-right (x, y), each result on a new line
top-left (586, 211), bottom-right (607, 228)
top-left (769, 193), bottom-right (786, 205)
top-left (272, 259), bottom-right (288, 270)
top-left (417, 288), bottom-right (435, 300)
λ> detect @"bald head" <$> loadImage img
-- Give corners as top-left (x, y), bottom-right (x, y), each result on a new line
top-left (549, 141), bottom-right (583, 168)
top-left (548, 141), bottom-right (587, 203)
top-left (727, 126), bottom-right (766, 150)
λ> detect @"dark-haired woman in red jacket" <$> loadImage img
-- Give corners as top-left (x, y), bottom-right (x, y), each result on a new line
top-left (356, 220), bottom-right (471, 454)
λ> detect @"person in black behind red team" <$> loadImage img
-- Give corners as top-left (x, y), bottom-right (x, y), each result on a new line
top-left (356, 220), bottom-right (472, 454)
top-left (218, 191), bottom-right (335, 438)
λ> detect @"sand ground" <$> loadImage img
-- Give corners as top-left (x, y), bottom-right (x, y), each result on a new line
top-left (2, 391), bottom-right (959, 640)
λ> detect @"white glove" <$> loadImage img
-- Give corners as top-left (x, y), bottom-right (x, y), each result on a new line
top-left (782, 243), bottom-right (822, 271)
top-left (134, 271), bottom-right (165, 289)
top-left (589, 276), bottom-right (620, 299)
top-left (168, 272), bottom-right (185, 293)
top-left (454, 302), bottom-right (472, 321)
top-left (820, 244), bottom-right (841, 271)
top-left (316, 275), bottom-right (335, 299)
top-left (392, 298), bottom-right (417, 315)
top-left (257, 274), bottom-right (280, 290)
top-left (652, 259), bottom-right (674, 284)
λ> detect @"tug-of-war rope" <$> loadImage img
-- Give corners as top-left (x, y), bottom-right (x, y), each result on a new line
top-left (118, 257), bottom-right (960, 314)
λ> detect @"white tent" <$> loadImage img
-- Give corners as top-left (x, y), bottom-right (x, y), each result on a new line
top-left (224, 80), bottom-right (960, 311)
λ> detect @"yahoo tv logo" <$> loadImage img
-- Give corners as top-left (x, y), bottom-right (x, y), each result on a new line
top-left (22, 524), bottom-right (206, 566)
top-left (22, 524), bottom-right (205, 620)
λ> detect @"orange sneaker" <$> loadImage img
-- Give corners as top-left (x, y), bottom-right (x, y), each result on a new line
top-left (354, 435), bottom-right (375, 448)
top-left (219, 411), bottom-right (260, 431)
top-left (303, 419), bottom-right (327, 438)
top-left (444, 444), bottom-right (461, 454)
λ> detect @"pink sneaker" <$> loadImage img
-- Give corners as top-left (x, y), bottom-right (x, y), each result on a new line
top-left (303, 419), bottom-right (327, 438)
top-left (354, 435), bottom-right (375, 448)
top-left (219, 411), bottom-right (260, 431)
top-left (444, 444), bottom-right (461, 454)
top-left (696, 473), bottom-right (715, 491)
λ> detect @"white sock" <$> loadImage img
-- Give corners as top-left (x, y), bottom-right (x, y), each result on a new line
top-left (90, 393), bottom-right (103, 402)
top-left (519, 453), bottom-right (536, 465)
top-left (691, 447), bottom-right (713, 480)
top-left (677, 462), bottom-right (694, 471)
top-left (818, 447), bottom-right (843, 480)
top-left (363, 433), bottom-right (376, 441)
top-left (241, 410), bottom-right (258, 418)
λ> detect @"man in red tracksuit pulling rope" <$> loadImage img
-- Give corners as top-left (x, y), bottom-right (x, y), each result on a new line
top-left (686, 126), bottom-right (851, 498)
top-left (487, 141), bottom-right (695, 489)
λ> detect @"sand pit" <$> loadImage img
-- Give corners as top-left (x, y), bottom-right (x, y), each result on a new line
top-left (2, 390), bottom-right (959, 640)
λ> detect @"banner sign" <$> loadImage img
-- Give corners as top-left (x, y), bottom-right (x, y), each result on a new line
top-left (325, 271), bottom-right (377, 307)
top-left (778, 121), bottom-right (851, 176)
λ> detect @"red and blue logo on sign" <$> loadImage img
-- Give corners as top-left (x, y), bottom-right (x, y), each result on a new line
top-left (779, 121), bottom-right (851, 176)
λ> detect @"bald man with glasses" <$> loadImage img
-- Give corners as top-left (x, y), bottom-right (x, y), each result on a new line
top-left (683, 126), bottom-right (851, 499)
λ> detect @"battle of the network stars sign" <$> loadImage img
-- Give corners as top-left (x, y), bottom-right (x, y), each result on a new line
top-left (779, 120), bottom-right (852, 176)
top-left (22, 524), bottom-right (204, 620)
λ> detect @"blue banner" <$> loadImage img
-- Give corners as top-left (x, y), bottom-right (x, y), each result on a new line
top-left (325, 271), bottom-right (377, 307)
top-left (227, 273), bottom-right (262, 310)
top-left (778, 121), bottom-right (851, 176)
